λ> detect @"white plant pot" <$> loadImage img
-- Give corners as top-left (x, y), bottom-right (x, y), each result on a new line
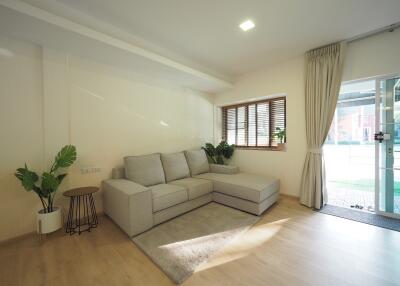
top-left (37, 207), bottom-right (62, 234)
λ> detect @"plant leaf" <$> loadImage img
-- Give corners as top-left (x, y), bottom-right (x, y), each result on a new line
top-left (216, 141), bottom-right (235, 160)
top-left (202, 143), bottom-right (217, 163)
top-left (14, 165), bottom-right (39, 191)
top-left (41, 172), bottom-right (60, 194)
top-left (34, 185), bottom-right (49, 198)
top-left (203, 143), bottom-right (216, 157)
top-left (57, 173), bottom-right (67, 185)
top-left (216, 155), bottom-right (224, 165)
top-left (223, 144), bottom-right (235, 159)
top-left (215, 142), bottom-right (223, 156)
top-left (54, 145), bottom-right (77, 171)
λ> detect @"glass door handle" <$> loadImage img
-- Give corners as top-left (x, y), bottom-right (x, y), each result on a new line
top-left (374, 132), bottom-right (391, 143)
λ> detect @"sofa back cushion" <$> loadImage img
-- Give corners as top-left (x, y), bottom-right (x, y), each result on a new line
top-left (112, 166), bottom-right (125, 179)
top-left (161, 152), bottom-right (190, 182)
top-left (184, 149), bottom-right (210, 176)
top-left (124, 153), bottom-right (165, 187)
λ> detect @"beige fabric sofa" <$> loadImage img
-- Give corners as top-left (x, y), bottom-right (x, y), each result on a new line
top-left (102, 150), bottom-right (279, 237)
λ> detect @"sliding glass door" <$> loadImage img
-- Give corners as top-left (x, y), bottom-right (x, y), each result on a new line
top-left (325, 80), bottom-right (376, 211)
top-left (376, 76), bottom-right (400, 217)
top-left (325, 75), bottom-right (400, 218)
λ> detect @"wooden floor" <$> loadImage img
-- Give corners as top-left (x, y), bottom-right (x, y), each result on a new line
top-left (1, 196), bottom-right (399, 286)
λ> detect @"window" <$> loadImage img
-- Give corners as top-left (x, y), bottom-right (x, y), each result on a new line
top-left (222, 97), bottom-right (286, 148)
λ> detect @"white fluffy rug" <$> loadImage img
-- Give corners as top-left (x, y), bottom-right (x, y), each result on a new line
top-left (132, 202), bottom-right (259, 284)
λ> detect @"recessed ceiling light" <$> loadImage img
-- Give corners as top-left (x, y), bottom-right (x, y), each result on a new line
top-left (239, 20), bottom-right (255, 31)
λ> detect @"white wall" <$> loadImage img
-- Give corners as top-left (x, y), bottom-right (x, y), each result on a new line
top-left (215, 29), bottom-right (400, 197)
top-left (0, 35), bottom-right (44, 241)
top-left (214, 57), bottom-right (306, 197)
top-left (0, 34), bottom-right (214, 242)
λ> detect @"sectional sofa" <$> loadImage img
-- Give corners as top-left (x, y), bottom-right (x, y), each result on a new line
top-left (102, 149), bottom-right (279, 237)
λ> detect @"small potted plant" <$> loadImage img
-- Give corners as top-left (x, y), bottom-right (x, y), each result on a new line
top-left (15, 145), bottom-right (77, 234)
top-left (202, 141), bottom-right (235, 165)
top-left (274, 127), bottom-right (286, 151)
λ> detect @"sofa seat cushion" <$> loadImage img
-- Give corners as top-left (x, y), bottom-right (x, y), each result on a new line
top-left (161, 152), bottom-right (190, 182)
top-left (150, 184), bottom-right (188, 212)
top-left (124, 153), bottom-right (165, 187)
top-left (169, 178), bottom-right (213, 200)
top-left (195, 173), bottom-right (279, 203)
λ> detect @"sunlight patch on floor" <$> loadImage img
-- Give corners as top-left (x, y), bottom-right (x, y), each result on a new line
top-left (195, 218), bottom-right (290, 272)
top-left (157, 227), bottom-right (248, 261)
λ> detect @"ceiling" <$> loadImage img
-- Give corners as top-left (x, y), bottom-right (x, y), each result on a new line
top-left (21, 0), bottom-right (400, 80)
top-left (0, 0), bottom-right (234, 92)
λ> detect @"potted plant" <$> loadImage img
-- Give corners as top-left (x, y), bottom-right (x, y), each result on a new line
top-left (274, 127), bottom-right (286, 151)
top-left (202, 141), bottom-right (235, 165)
top-left (15, 145), bottom-right (77, 234)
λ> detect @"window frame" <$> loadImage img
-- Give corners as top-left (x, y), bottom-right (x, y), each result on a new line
top-left (221, 96), bottom-right (286, 150)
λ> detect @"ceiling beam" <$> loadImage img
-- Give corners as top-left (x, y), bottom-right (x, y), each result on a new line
top-left (0, 0), bottom-right (233, 91)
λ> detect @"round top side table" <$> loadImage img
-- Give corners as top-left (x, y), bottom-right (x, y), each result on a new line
top-left (63, 186), bottom-right (99, 235)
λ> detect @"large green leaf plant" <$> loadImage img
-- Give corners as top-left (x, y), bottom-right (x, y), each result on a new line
top-left (15, 145), bottom-right (77, 213)
top-left (202, 141), bottom-right (235, 165)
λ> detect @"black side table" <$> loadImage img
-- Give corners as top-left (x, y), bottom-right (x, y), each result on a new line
top-left (63, 187), bottom-right (99, 235)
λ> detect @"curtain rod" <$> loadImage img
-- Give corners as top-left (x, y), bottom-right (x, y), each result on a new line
top-left (347, 21), bottom-right (400, 43)
top-left (309, 22), bottom-right (400, 52)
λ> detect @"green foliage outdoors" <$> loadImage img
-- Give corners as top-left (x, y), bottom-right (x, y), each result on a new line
top-left (15, 145), bottom-right (77, 213)
top-left (330, 179), bottom-right (400, 195)
top-left (202, 141), bottom-right (235, 165)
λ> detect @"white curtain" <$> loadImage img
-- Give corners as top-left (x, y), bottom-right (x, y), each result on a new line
top-left (299, 42), bottom-right (346, 209)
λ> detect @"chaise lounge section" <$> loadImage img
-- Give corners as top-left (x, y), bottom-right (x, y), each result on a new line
top-left (102, 149), bottom-right (279, 237)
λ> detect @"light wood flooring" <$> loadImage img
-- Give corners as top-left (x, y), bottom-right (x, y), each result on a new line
top-left (1, 196), bottom-right (399, 286)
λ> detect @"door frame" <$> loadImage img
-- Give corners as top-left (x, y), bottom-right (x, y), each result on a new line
top-left (375, 73), bottom-right (400, 218)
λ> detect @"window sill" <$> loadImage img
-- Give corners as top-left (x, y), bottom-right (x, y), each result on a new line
top-left (235, 146), bottom-right (286, 152)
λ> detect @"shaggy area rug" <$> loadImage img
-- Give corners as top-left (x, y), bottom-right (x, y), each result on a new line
top-left (132, 202), bottom-right (259, 284)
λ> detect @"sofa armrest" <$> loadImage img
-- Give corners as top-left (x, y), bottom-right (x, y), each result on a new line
top-left (102, 179), bottom-right (153, 237)
top-left (209, 164), bottom-right (239, 174)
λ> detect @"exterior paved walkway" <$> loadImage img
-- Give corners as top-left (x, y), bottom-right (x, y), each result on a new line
top-left (327, 184), bottom-right (400, 214)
